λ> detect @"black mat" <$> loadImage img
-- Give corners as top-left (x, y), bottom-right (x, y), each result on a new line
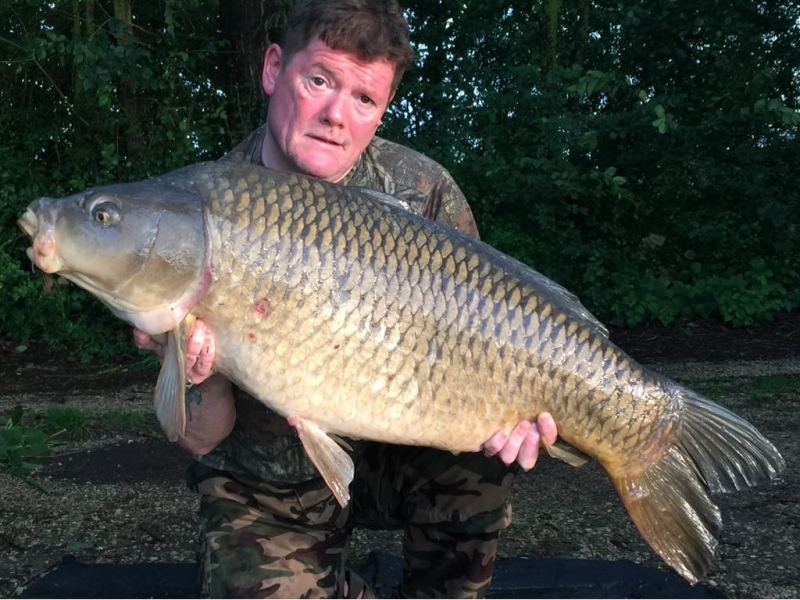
top-left (20, 552), bottom-right (725, 598)
top-left (361, 552), bottom-right (724, 599)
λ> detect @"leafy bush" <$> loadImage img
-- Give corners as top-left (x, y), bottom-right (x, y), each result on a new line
top-left (2, 0), bottom-right (798, 362)
top-left (581, 252), bottom-right (794, 328)
top-left (0, 249), bottom-right (139, 362)
top-left (0, 407), bottom-right (50, 475)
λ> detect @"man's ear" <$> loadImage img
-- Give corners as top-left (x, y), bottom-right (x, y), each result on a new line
top-left (262, 44), bottom-right (282, 96)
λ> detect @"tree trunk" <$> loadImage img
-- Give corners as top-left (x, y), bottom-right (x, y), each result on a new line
top-left (72, 0), bottom-right (98, 177)
top-left (572, 0), bottom-right (590, 68)
top-left (540, 0), bottom-right (561, 78)
top-left (112, 0), bottom-right (142, 165)
top-left (219, 0), bottom-right (291, 139)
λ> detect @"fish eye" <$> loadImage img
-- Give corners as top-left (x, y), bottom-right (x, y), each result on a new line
top-left (91, 201), bottom-right (121, 226)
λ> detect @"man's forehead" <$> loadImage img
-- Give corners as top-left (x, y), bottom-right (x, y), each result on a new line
top-left (293, 39), bottom-right (396, 76)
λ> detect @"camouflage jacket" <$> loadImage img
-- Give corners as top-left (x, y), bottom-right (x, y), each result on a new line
top-left (195, 125), bottom-right (479, 483)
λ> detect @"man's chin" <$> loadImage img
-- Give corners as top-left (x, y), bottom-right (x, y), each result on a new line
top-left (295, 158), bottom-right (348, 183)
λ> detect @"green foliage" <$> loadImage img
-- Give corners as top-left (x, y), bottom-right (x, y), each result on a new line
top-left (0, 0), bottom-right (235, 360)
top-left (0, 407), bottom-right (50, 475)
top-left (580, 254), bottom-right (795, 328)
top-left (45, 406), bottom-right (86, 432)
top-left (383, 0), bottom-right (800, 328)
top-left (1, 0), bottom-right (799, 362)
top-left (0, 247), bottom-right (138, 361)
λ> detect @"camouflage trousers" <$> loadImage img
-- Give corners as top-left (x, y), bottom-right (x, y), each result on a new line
top-left (187, 442), bottom-right (517, 599)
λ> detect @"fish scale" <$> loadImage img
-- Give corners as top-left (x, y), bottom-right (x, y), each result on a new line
top-left (18, 160), bottom-right (785, 585)
top-left (206, 170), bottom-right (654, 455)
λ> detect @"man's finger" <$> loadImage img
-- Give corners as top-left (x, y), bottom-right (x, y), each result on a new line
top-left (498, 420), bottom-right (533, 465)
top-left (132, 328), bottom-right (165, 363)
top-left (186, 322), bottom-right (206, 361)
top-left (184, 321), bottom-right (207, 375)
top-left (515, 428), bottom-right (541, 471)
top-left (132, 328), bottom-right (156, 351)
top-left (194, 326), bottom-right (216, 379)
top-left (481, 430), bottom-right (510, 457)
top-left (185, 320), bottom-right (217, 384)
top-left (537, 412), bottom-right (558, 447)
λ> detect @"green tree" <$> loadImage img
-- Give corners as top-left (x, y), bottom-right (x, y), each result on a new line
top-left (1, 0), bottom-right (798, 361)
top-left (384, 0), bottom-right (800, 326)
top-left (1, 0), bottom-right (231, 358)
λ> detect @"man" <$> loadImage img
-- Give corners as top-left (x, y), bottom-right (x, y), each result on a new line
top-left (135, 0), bottom-right (558, 597)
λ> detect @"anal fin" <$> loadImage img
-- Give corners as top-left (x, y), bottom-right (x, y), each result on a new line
top-left (544, 438), bottom-right (591, 467)
top-left (290, 416), bottom-right (354, 506)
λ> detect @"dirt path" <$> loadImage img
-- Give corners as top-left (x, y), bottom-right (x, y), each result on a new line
top-left (1, 312), bottom-right (799, 598)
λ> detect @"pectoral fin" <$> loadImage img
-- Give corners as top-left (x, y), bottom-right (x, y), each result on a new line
top-left (291, 417), bottom-right (355, 507)
top-left (153, 320), bottom-right (193, 442)
top-left (544, 438), bottom-right (591, 467)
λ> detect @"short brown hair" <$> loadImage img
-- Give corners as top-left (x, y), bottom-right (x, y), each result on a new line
top-left (279, 0), bottom-right (415, 90)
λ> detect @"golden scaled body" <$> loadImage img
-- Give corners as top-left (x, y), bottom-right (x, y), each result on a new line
top-left (195, 167), bottom-right (673, 464)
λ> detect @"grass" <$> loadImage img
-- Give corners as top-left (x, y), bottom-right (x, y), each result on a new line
top-left (45, 405), bottom-right (86, 431)
top-left (692, 380), bottom-right (731, 399)
top-left (1, 404), bottom-right (161, 476)
top-left (37, 404), bottom-right (157, 434)
top-left (98, 409), bottom-right (161, 436)
top-left (748, 375), bottom-right (799, 401)
top-left (101, 410), bottom-right (145, 428)
top-left (693, 374), bottom-right (800, 409)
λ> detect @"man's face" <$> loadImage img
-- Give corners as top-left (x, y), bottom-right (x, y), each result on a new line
top-left (261, 39), bottom-right (396, 183)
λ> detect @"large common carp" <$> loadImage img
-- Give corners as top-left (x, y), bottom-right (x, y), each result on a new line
top-left (18, 161), bottom-right (784, 584)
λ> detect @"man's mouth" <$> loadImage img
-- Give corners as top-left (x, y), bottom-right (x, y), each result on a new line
top-left (310, 135), bottom-right (343, 147)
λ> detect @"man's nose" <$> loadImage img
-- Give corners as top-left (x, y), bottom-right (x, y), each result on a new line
top-left (321, 93), bottom-right (347, 127)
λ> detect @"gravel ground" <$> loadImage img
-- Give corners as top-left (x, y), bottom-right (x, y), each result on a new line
top-left (1, 348), bottom-right (798, 598)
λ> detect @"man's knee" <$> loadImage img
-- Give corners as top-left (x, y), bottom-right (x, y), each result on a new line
top-left (401, 523), bottom-right (502, 599)
top-left (354, 444), bottom-right (516, 531)
top-left (195, 474), bottom-right (351, 598)
top-left (405, 450), bottom-right (516, 532)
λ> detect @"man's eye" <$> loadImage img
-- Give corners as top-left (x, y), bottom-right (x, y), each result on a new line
top-left (359, 95), bottom-right (374, 105)
top-left (310, 76), bottom-right (326, 86)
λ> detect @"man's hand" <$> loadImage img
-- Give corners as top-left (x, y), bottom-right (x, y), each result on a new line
top-left (132, 319), bottom-right (216, 385)
top-left (480, 413), bottom-right (558, 471)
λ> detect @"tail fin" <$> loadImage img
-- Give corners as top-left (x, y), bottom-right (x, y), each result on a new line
top-left (611, 387), bottom-right (785, 584)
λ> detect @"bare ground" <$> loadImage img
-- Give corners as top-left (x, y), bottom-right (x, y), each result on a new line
top-left (1, 310), bottom-right (799, 598)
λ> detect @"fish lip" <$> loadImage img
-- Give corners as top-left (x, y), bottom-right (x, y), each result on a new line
top-left (16, 208), bottom-right (37, 238)
top-left (17, 206), bottom-right (62, 274)
top-left (17, 210), bottom-right (39, 269)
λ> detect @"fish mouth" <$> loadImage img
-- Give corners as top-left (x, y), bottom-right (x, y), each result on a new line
top-left (17, 207), bottom-right (63, 274)
top-left (17, 208), bottom-right (37, 238)
top-left (17, 209), bottom-right (39, 268)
